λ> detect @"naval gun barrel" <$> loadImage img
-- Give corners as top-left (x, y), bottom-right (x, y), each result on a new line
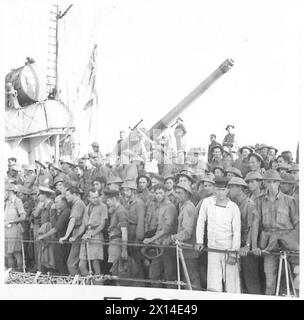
top-left (114, 58), bottom-right (234, 155)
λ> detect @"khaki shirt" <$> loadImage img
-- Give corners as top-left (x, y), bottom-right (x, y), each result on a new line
top-left (108, 204), bottom-right (128, 239)
top-left (235, 194), bottom-right (258, 246)
top-left (125, 197), bottom-right (146, 241)
top-left (175, 200), bottom-right (198, 259)
top-left (254, 191), bottom-right (299, 231)
top-left (154, 199), bottom-right (178, 244)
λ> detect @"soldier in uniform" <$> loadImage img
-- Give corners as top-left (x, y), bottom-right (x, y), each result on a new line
top-left (89, 142), bottom-right (103, 163)
top-left (251, 170), bottom-right (299, 295)
top-left (121, 180), bottom-right (146, 280)
top-left (23, 164), bottom-right (37, 189)
top-left (233, 145), bottom-right (253, 178)
top-left (212, 165), bottom-right (225, 178)
top-left (256, 144), bottom-right (270, 170)
top-left (60, 159), bottom-right (79, 187)
top-left (170, 183), bottom-right (201, 290)
top-left (136, 174), bottom-right (153, 207)
top-left (143, 184), bottom-right (178, 288)
top-left (222, 124), bottom-right (238, 154)
top-left (32, 186), bottom-right (56, 271)
top-left (104, 189), bottom-right (128, 273)
top-left (37, 195), bottom-right (71, 275)
top-left (244, 171), bottom-right (264, 201)
top-left (207, 134), bottom-right (219, 164)
top-left (248, 152), bottom-right (265, 174)
top-left (176, 169), bottom-right (200, 206)
top-left (164, 174), bottom-right (179, 209)
top-left (228, 177), bottom-right (262, 294)
top-left (280, 173), bottom-right (299, 208)
top-left (208, 145), bottom-right (227, 172)
top-left (5, 184), bottom-right (26, 271)
top-left (59, 187), bottom-right (86, 275)
top-left (288, 163), bottom-right (299, 182)
top-left (35, 160), bottom-right (53, 187)
top-left (70, 188), bottom-right (108, 276)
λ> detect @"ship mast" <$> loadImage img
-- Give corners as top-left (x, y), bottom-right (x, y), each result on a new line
top-left (47, 4), bottom-right (73, 100)
top-left (47, 4), bottom-right (73, 161)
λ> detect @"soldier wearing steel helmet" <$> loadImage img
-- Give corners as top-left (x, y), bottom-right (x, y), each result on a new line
top-left (171, 182), bottom-right (202, 290)
top-left (251, 169), bottom-right (299, 295)
top-left (121, 180), bottom-right (146, 281)
top-left (228, 177), bottom-right (262, 294)
top-left (5, 184), bottom-right (26, 271)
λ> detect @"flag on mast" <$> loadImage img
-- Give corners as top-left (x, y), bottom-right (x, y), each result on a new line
top-left (82, 44), bottom-right (98, 111)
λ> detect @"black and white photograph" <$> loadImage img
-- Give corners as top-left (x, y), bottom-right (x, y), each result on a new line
top-left (1, 0), bottom-right (303, 301)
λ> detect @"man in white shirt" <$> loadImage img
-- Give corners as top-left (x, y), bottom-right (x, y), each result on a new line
top-left (196, 177), bottom-right (241, 293)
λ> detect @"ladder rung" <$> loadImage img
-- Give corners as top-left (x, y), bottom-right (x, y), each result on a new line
top-left (49, 35), bottom-right (56, 38)
top-left (50, 11), bottom-right (57, 14)
top-left (50, 19), bottom-right (57, 22)
top-left (48, 43), bottom-right (56, 46)
top-left (49, 27), bottom-right (56, 30)
top-left (47, 67), bottom-right (56, 70)
top-left (48, 59), bottom-right (56, 62)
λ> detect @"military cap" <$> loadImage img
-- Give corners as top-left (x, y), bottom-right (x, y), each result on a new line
top-left (107, 176), bottom-right (123, 185)
top-left (225, 167), bottom-right (243, 178)
top-left (121, 180), bottom-right (137, 190)
top-left (176, 171), bottom-right (194, 182)
top-left (262, 169), bottom-right (282, 181)
top-left (103, 188), bottom-right (120, 198)
top-left (214, 176), bottom-right (229, 188)
top-left (50, 163), bottom-right (63, 172)
top-left (91, 142), bottom-right (99, 147)
top-left (53, 176), bottom-right (64, 186)
top-left (199, 177), bottom-right (215, 185)
top-left (16, 185), bottom-right (31, 195)
top-left (280, 173), bottom-right (297, 184)
top-left (39, 186), bottom-right (55, 195)
top-left (174, 182), bottom-right (193, 195)
top-left (206, 172), bottom-right (215, 180)
top-left (163, 174), bottom-right (175, 182)
top-left (210, 144), bottom-right (223, 153)
top-left (239, 145), bottom-right (254, 154)
top-left (256, 143), bottom-right (269, 151)
top-left (35, 160), bottom-right (46, 169)
top-left (249, 152), bottom-right (264, 164)
top-left (212, 165), bottom-right (225, 173)
top-left (268, 146), bottom-right (278, 154)
top-left (288, 163), bottom-right (299, 172)
top-left (225, 124), bottom-right (235, 131)
top-left (227, 177), bottom-right (248, 188)
top-left (210, 134), bottom-right (216, 138)
top-left (276, 163), bottom-right (290, 171)
top-left (244, 171), bottom-right (263, 181)
top-left (5, 184), bottom-right (18, 192)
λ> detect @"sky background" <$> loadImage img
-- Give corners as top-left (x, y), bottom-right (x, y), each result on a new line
top-left (2, 0), bottom-right (303, 157)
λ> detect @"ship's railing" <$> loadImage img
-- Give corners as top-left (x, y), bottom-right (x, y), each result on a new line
top-left (4, 238), bottom-right (299, 296)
